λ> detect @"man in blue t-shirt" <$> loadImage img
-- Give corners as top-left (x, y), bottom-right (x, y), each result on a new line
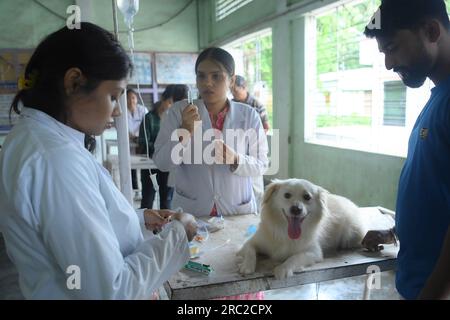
top-left (362, 0), bottom-right (450, 299)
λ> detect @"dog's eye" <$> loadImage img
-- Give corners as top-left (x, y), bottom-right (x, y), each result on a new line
top-left (284, 192), bottom-right (292, 199)
top-left (303, 193), bottom-right (311, 201)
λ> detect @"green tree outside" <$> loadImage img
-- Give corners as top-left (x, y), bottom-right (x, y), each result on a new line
top-left (315, 0), bottom-right (450, 128)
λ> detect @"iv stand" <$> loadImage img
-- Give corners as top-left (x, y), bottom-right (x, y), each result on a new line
top-left (111, 0), bottom-right (133, 204)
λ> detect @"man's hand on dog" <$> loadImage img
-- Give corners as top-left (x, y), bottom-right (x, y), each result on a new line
top-left (362, 229), bottom-right (397, 252)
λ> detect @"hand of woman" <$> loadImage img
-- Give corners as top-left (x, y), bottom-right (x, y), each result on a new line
top-left (170, 212), bottom-right (198, 242)
top-left (214, 139), bottom-right (239, 165)
top-left (181, 104), bottom-right (201, 135)
top-left (143, 209), bottom-right (174, 232)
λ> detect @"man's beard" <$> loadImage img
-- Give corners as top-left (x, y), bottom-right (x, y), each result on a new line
top-left (396, 70), bottom-right (427, 88)
top-left (394, 52), bottom-right (433, 88)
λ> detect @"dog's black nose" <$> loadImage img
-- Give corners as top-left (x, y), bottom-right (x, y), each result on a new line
top-left (290, 206), bottom-right (302, 216)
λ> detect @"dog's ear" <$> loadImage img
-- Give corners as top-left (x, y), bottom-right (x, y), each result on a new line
top-left (263, 181), bottom-right (281, 205)
top-left (318, 187), bottom-right (329, 215)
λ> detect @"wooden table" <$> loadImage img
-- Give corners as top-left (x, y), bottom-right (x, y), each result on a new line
top-left (164, 207), bottom-right (397, 300)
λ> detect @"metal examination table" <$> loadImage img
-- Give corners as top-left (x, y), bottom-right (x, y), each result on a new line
top-left (161, 207), bottom-right (397, 300)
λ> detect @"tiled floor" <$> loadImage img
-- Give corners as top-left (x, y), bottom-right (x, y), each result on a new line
top-left (264, 270), bottom-right (401, 300)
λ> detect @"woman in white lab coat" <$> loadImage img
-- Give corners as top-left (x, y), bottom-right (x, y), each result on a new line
top-left (153, 47), bottom-right (269, 217)
top-left (0, 23), bottom-right (196, 299)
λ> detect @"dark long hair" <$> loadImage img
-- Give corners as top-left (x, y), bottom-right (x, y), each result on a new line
top-left (10, 22), bottom-right (133, 123)
top-left (161, 84), bottom-right (189, 101)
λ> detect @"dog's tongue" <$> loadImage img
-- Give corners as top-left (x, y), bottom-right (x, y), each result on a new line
top-left (288, 216), bottom-right (302, 239)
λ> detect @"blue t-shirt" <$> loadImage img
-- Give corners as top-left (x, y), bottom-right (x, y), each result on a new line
top-left (395, 76), bottom-right (450, 299)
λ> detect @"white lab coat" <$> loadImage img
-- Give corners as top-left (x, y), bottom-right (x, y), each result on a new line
top-left (127, 104), bottom-right (148, 137)
top-left (0, 107), bottom-right (189, 299)
top-left (153, 99), bottom-right (269, 216)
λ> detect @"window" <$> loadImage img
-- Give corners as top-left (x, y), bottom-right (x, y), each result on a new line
top-left (224, 29), bottom-right (273, 132)
top-left (383, 81), bottom-right (406, 127)
top-left (215, 0), bottom-right (254, 21)
top-left (305, 0), bottom-right (437, 157)
top-left (0, 50), bottom-right (32, 132)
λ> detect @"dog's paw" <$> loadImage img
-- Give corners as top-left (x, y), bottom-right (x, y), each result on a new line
top-left (238, 258), bottom-right (256, 275)
top-left (238, 265), bottom-right (255, 275)
top-left (273, 265), bottom-right (295, 279)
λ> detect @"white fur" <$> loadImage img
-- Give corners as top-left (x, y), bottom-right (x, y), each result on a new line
top-left (237, 179), bottom-right (366, 279)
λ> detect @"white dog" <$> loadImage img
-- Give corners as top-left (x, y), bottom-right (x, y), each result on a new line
top-left (237, 179), bottom-right (366, 279)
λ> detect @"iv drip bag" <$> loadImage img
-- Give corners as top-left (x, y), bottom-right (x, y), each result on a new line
top-left (117, 0), bottom-right (139, 29)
